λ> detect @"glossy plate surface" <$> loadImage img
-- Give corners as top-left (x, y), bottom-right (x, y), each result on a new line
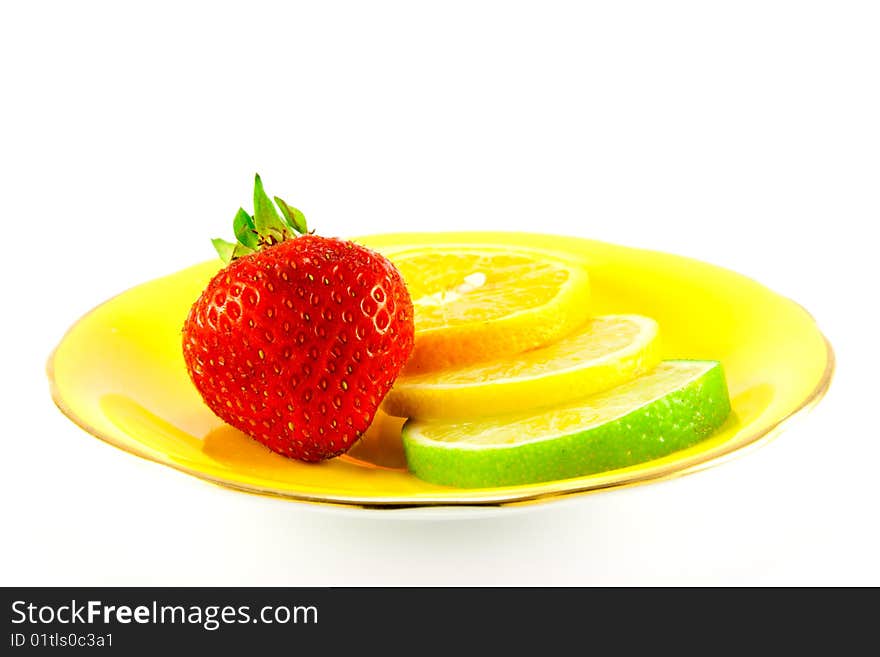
top-left (48, 232), bottom-right (834, 510)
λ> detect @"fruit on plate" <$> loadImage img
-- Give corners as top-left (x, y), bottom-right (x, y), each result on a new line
top-left (182, 175), bottom-right (415, 462)
top-left (383, 314), bottom-right (662, 420)
top-left (401, 360), bottom-right (731, 488)
top-left (381, 245), bottom-right (592, 374)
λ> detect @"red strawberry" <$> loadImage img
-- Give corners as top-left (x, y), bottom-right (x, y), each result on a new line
top-left (182, 175), bottom-right (414, 462)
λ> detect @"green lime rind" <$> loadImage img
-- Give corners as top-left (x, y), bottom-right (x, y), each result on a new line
top-left (401, 360), bottom-right (732, 488)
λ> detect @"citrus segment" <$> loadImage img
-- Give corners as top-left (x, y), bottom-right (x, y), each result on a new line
top-left (401, 360), bottom-right (731, 488)
top-left (383, 315), bottom-right (661, 420)
top-left (382, 245), bottom-right (592, 374)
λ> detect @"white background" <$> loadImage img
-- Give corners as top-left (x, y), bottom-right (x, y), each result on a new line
top-left (1, 1), bottom-right (878, 586)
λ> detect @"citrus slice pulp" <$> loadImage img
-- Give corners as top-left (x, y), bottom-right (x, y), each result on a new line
top-left (381, 244), bottom-right (592, 374)
top-left (383, 314), bottom-right (661, 420)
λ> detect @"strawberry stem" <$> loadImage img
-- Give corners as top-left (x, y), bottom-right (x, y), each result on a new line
top-left (212, 174), bottom-right (310, 264)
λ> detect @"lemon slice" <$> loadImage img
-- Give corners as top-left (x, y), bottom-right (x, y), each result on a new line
top-left (383, 315), bottom-right (661, 420)
top-left (382, 245), bottom-right (592, 374)
top-left (401, 360), bottom-right (731, 488)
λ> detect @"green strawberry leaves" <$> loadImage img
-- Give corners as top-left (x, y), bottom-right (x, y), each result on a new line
top-left (212, 174), bottom-right (309, 264)
top-left (253, 174), bottom-right (291, 245)
top-left (211, 238), bottom-right (238, 264)
top-left (274, 196), bottom-right (309, 235)
top-left (233, 208), bottom-right (259, 249)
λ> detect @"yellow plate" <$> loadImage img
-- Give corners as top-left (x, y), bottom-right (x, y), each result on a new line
top-left (48, 232), bottom-right (834, 510)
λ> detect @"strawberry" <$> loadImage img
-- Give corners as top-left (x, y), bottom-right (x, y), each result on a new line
top-left (182, 175), bottom-right (415, 462)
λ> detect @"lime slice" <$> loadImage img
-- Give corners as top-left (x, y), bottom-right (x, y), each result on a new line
top-left (401, 360), bottom-right (732, 488)
top-left (383, 315), bottom-right (661, 420)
